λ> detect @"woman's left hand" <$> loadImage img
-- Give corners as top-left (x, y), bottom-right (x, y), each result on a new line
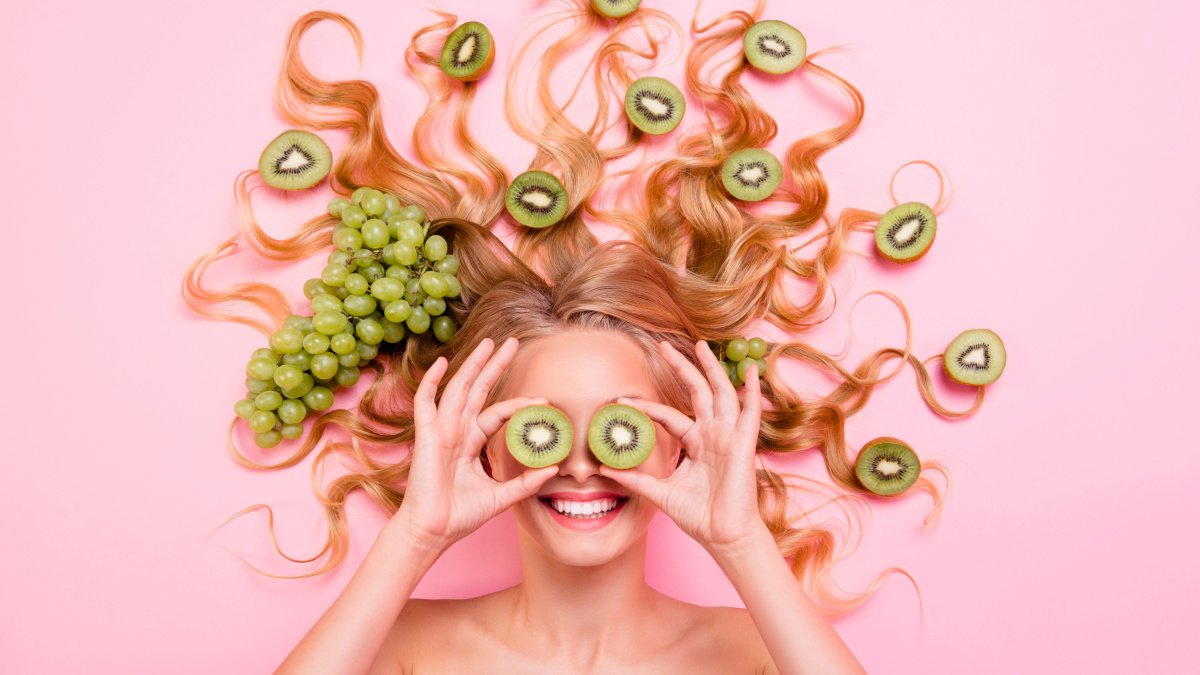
top-left (598, 339), bottom-right (771, 557)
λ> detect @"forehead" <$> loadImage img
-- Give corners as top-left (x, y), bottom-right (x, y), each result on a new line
top-left (506, 331), bottom-right (657, 405)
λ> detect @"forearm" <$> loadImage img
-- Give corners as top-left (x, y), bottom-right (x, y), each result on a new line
top-left (710, 531), bottom-right (866, 675)
top-left (274, 515), bottom-right (445, 675)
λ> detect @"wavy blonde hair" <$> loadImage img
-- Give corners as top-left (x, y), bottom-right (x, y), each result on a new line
top-left (187, 0), bottom-right (983, 616)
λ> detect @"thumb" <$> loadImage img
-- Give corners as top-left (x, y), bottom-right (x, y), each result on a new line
top-left (495, 465), bottom-right (559, 510)
top-left (598, 465), bottom-right (668, 511)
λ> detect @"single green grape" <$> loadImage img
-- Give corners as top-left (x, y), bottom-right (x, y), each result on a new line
top-left (355, 342), bottom-right (379, 361)
top-left (380, 318), bottom-right (406, 343)
top-left (341, 204), bottom-right (367, 229)
top-left (381, 244), bottom-right (399, 266)
top-left (234, 399), bottom-right (257, 420)
top-left (361, 263), bottom-right (385, 282)
top-left (245, 376), bottom-right (277, 395)
top-left (273, 364), bottom-right (304, 390)
top-left (394, 220), bottom-right (424, 248)
top-left (444, 274), bottom-right (461, 298)
top-left (406, 306), bottom-right (431, 334)
top-left (282, 351), bottom-right (312, 372)
top-left (355, 318), bottom-right (384, 345)
top-left (247, 357), bottom-right (277, 381)
top-left (269, 328), bottom-right (304, 354)
top-left (435, 254), bottom-right (459, 275)
top-left (328, 197), bottom-right (351, 217)
top-left (333, 228), bottom-right (364, 253)
top-left (250, 348), bottom-right (279, 363)
top-left (385, 265), bottom-right (411, 281)
top-left (389, 242), bottom-right (417, 266)
top-left (337, 351), bottom-right (361, 368)
top-left (343, 294), bottom-right (377, 317)
top-left (736, 357), bottom-right (766, 381)
top-left (280, 424), bottom-right (304, 440)
top-left (283, 374), bottom-right (315, 399)
top-left (370, 277), bottom-right (405, 302)
top-left (310, 293), bottom-right (343, 314)
top-left (384, 193), bottom-right (402, 215)
top-left (353, 252), bottom-right (376, 269)
top-left (254, 430), bottom-right (284, 449)
top-left (747, 337), bottom-right (768, 360)
top-left (726, 338), bottom-right (750, 362)
top-left (310, 353), bottom-right (339, 380)
top-left (330, 332), bottom-right (357, 355)
top-left (419, 271), bottom-right (449, 298)
top-left (303, 278), bottom-right (335, 299)
top-left (254, 390), bottom-right (283, 411)
top-left (334, 285), bottom-right (351, 300)
top-left (328, 250), bottom-right (353, 267)
top-left (278, 399), bottom-right (307, 425)
top-left (321, 263), bottom-right (349, 287)
top-left (361, 219), bottom-right (390, 248)
top-left (361, 190), bottom-right (386, 217)
top-left (295, 317), bottom-right (315, 335)
top-left (249, 410), bottom-right (277, 433)
top-left (304, 386), bottom-right (334, 411)
top-left (283, 315), bottom-right (306, 331)
top-left (754, 357), bottom-right (767, 376)
top-left (350, 187), bottom-right (371, 205)
top-left (313, 311), bottom-right (349, 335)
top-left (384, 299), bottom-right (413, 322)
top-left (423, 235), bottom-right (448, 262)
top-left (432, 316), bottom-right (457, 343)
top-left (723, 361), bottom-right (738, 384)
top-left (303, 332), bottom-right (330, 354)
top-left (398, 205), bottom-right (425, 223)
top-left (344, 273), bottom-right (369, 296)
top-left (335, 365), bottom-right (361, 388)
top-left (422, 296), bottom-right (446, 316)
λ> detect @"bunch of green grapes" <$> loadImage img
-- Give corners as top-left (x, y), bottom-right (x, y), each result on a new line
top-left (233, 188), bottom-right (461, 448)
top-left (710, 336), bottom-right (769, 388)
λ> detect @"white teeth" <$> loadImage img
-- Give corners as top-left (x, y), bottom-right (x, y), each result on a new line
top-left (547, 498), bottom-right (620, 519)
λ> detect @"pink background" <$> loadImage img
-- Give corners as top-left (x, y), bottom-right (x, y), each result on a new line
top-left (2, 0), bottom-right (1196, 672)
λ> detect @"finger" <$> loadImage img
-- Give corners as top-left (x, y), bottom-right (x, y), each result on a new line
top-left (413, 356), bottom-right (449, 425)
top-left (462, 337), bottom-right (522, 419)
top-left (477, 396), bottom-right (550, 440)
top-left (437, 337), bottom-right (496, 417)
top-left (659, 341), bottom-right (714, 420)
top-left (597, 465), bottom-right (670, 512)
top-left (494, 465), bottom-right (560, 511)
top-left (616, 397), bottom-right (694, 442)
top-left (736, 361), bottom-right (763, 441)
top-left (696, 340), bottom-right (739, 422)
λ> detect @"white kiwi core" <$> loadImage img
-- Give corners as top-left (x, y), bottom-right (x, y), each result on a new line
top-left (894, 218), bottom-right (923, 245)
top-left (761, 36), bottom-right (789, 56)
top-left (278, 147), bottom-right (312, 171)
top-left (960, 345), bottom-right (989, 368)
top-left (457, 35), bottom-right (478, 64)
top-left (737, 165), bottom-right (766, 186)
top-left (610, 425), bottom-right (633, 447)
top-left (639, 95), bottom-right (670, 117)
top-left (521, 189), bottom-right (554, 210)
top-left (528, 425), bottom-right (553, 445)
top-left (875, 458), bottom-right (903, 477)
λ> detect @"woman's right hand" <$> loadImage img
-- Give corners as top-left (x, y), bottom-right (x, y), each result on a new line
top-left (393, 336), bottom-right (559, 553)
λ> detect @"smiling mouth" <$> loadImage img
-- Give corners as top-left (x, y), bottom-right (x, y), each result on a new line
top-left (538, 497), bottom-right (629, 520)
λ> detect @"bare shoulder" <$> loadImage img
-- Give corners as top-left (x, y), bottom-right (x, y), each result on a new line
top-left (370, 593), bottom-right (503, 675)
top-left (692, 604), bottom-right (778, 675)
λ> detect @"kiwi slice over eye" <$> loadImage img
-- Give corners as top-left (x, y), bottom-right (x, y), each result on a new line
top-left (506, 405), bottom-right (574, 468)
top-left (593, 0), bottom-right (641, 17)
top-left (588, 404), bottom-right (655, 469)
top-left (943, 329), bottom-right (1007, 386)
top-left (258, 130), bottom-right (332, 190)
top-left (875, 202), bottom-right (937, 264)
top-left (855, 437), bottom-right (921, 496)
top-left (743, 20), bottom-right (807, 75)
top-left (505, 170), bottom-right (569, 228)
top-left (440, 22), bottom-right (495, 82)
top-left (721, 149), bottom-right (784, 201)
top-left (624, 77), bottom-right (686, 135)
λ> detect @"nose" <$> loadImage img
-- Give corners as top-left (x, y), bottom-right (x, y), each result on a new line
top-left (556, 413), bottom-right (603, 480)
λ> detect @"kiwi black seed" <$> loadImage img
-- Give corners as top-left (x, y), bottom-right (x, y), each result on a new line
top-left (943, 329), bottom-right (1007, 386)
top-left (440, 22), bottom-right (495, 82)
top-left (593, 0), bottom-right (641, 18)
top-left (743, 20), bottom-right (807, 75)
top-left (624, 77), bottom-right (686, 135)
top-left (505, 170), bottom-right (569, 228)
top-left (875, 202), bottom-right (937, 264)
top-left (258, 130), bottom-right (332, 190)
top-left (855, 437), bottom-right (921, 496)
top-left (721, 148), bottom-right (784, 201)
top-left (506, 405), bottom-right (573, 468)
top-left (588, 404), bottom-right (655, 469)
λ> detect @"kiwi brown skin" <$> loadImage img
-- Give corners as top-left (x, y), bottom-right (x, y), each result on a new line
top-left (440, 22), bottom-right (495, 82)
top-left (874, 202), bottom-right (937, 264)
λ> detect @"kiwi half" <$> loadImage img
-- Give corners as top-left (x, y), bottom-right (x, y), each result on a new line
top-left (593, 0), bottom-right (641, 18)
top-left (588, 404), bottom-right (655, 469)
top-left (721, 149), bottom-right (783, 201)
top-left (506, 405), bottom-right (573, 468)
top-left (744, 20), bottom-right (807, 75)
top-left (875, 202), bottom-right (937, 264)
top-left (258, 130), bottom-right (332, 190)
top-left (855, 437), bottom-right (921, 496)
top-left (624, 77), bottom-right (686, 135)
top-left (944, 329), bottom-right (1007, 386)
top-left (505, 170), bottom-right (569, 228)
top-left (440, 22), bottom-right (495, 82)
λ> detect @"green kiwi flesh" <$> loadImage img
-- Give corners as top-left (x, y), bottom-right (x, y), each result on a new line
top-left (743, 20), bottom-right (807, 75)
top-left (944, 329), bottom-right (1007, 386)
top-left (506, 405), bottom-right (573, 468)
top-left (875, 202), bottom-right (937, 263)
top-left (721, 149), bottom-right (783, 201)
top-left (856, 437), bottom-right (920, 496)
top-left (624, 77), bottom-right (686, 135)
top-left (505, 170), bottom-right (569, 227)
top-left (258, 130), bottom-right (332, 190)
top-left (588, 404), bottom-right (655, 469)
top-left (593, 0), bottom-right (641, 18)
top-left (440, 22), bottom-right (495, 81)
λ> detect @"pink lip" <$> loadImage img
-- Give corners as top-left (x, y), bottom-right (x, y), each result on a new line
top-left (539, 491), bottom-right (628, 500)
top-left (538, 496), bottom-right (628, 531)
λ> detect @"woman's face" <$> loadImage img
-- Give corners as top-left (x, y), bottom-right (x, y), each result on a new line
top-left (484, 330), bottom-right (681, 566)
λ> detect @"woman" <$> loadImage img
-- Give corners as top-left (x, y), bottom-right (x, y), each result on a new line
top-left (267, 241), bottom-right (868, 674)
